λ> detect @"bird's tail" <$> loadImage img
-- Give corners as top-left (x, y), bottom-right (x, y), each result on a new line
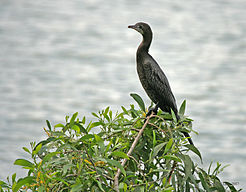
top-left (181, 131), bottom-right (194, 145)
top-left (176, 114), bottom-right (194, 145)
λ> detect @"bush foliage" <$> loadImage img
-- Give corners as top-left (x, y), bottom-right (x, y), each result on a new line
top-left (0, 94), bottom-right (241, 192)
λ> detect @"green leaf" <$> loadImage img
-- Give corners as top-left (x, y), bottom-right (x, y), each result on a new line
top-left (72, 125), bottom-right (80, 134)
top-left (152, 142), bottom-right (167, 159)
top-left (208, 161), bottom-right (213, 175)
top-left (119, 182), bottom-right (124, 189)
top-left (11, 173), bottom-right (16, 184)
top-left (82, 116), bottom-right (86, 124)
top-left (184, 144), bottom-right (202, 163)
top-left (149, 183), bottom-right (155, 190)
top-left (139, 186), bottom-right (145, 192)
top-left (182, 154), bottom-right (193, 181)
top-left (80, 134), bottom-right (94, 142)
top-left (33, 143), bottom-right (42, 155)
top-left (46, 120), bottom-right (52, 131)
top-left (121, 106), bottom-right (128, 114)
top-left (71, 183), bottom-right (83, 192)
top-left (179, 100), bottom-right (186, 116)
top-left (65, 115), bottom-right (69, 122)
top-left (14, 159), bottom-right (34, 168)
top-left (105, 140), bottom-right (113, 153)
top-left (162, 177), bottom-right (167, 186)
top-left (52, 177), bottom-right (69, 186)
top-left (42, 152), bottom-right (59, 164)
top-left (152, 130), bottom-right (156, 147)
top-left (198, 172), bottom-right (211, 192)
top-left (170, 109), bottom-right (177, 122)
top-left (37, 186), bottom-right (45, 192)
top-left (75, 123), bottom-right (87, 134)
top-left (90, 122), bottom-right (103, 129)
top-left (223, 182), bottom-right (238, 192)
top-left (214, 177), bottom-right (225, 192)
top-left (12, 176), bottom-right (35, 192)
top-left (22, 147), bottom-right (31, 154)
top-left (106, 159), bottom-right (126, 176)
top-left (35, 137), bottom-right (57, 150)
top-left (92, 112), bottom-right (99, 118)
top-left (104, 106), bottom-right (110, 115)
top-left (54, 123), bottom-right (65, 128)
top-left (111, 151), bottom-right (129, 160)
top-left (130, 93), bottom-right (145, 112)
top-left (212, 162), bottom-right (222, 176)
top-left (103, 112), bottom-right (110, 122)
top-left (163, 187), bottom-right (175, 192)
top-left (188, 174), bottom-right (200, 189)
top-left (164, 138), bottom-right (173, 154)
top-left (119, 182), bottom-right (127, 191)
top-left (109, 110), bottom-right (112, 120)
top-left (95, 179), bottom-right (105, 192)
top-left (70, 112), bottom-right (78, 126)
top-left (0, 180), bottom-right (9, 188)
top-left (163, 155), bottom-right (182, 163)
top-left (62, 164), bottom-right (74, 176)
top-left (94, 134), bottom-right (104, 142)
top-left (94, 134), bottom-right (105, 152)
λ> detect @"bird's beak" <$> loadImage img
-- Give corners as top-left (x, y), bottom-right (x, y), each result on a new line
top-left (128, 25), bottom-right (136, 29)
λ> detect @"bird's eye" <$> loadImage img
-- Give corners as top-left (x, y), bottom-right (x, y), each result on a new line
top-left (138, 25), bottom-right (142, 29)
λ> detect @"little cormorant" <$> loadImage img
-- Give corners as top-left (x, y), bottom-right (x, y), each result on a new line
top-left (128, 22), bottom-right (193, 145)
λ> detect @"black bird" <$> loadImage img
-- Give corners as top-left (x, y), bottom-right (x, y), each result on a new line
top-left (128, 22), bottom-right (193, 145)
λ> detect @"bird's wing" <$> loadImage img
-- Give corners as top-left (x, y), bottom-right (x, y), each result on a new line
top-left (143, 60), bottom-right (178, 113)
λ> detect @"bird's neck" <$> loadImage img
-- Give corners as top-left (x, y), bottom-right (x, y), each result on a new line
top-left (137, 33), bottom-right (152, 54)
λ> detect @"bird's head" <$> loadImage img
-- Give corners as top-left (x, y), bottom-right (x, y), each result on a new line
top-left (128, 22), bottom-right (152, 36)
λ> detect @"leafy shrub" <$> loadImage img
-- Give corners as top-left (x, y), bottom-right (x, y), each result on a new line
top-left (0, 94), bottom-right (241, 192)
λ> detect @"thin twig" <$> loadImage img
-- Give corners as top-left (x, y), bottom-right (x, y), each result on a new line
top-left (167, 161), bottom-right (177, 183)
top-left (86, 166), bottom-right (114, 181)
top-left (154, 157), bottom-right (166, 170)
top-left (104, 117), bottom-right (144, 140)
top-left (130, 127), bottom-right (141, 132)
top-left (128, 155), bottom-right (140, 167)
top-left (147, 122), bottom-right (168, 136)
top-left (130, 174), bottom-right (167, 187)
top-left (84, 146), bottom-right (102, 182)
top-left (113, 113), bottom-right (154, 192)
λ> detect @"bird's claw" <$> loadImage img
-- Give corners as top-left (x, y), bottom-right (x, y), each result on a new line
top-left (146, 107), bottom-right (158, 117)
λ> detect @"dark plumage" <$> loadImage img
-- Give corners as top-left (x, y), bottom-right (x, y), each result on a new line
top-left (128, 22), bottom-right (193, 145)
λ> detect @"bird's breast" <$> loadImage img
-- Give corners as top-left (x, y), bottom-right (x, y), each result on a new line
top-left (136, 61), bottom-right (158, 104)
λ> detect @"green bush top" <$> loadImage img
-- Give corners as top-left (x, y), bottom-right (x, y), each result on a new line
top-left (0, 94), bottom-right (241, 192)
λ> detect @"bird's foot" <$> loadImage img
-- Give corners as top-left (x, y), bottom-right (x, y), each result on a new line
top-left (146, 106), bottom-right (158, 117)
top-left (144, 104), bottom-right (159, 123)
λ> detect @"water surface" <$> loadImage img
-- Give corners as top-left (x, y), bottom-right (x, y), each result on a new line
top-left (0, 0), bottom-right (245, 189)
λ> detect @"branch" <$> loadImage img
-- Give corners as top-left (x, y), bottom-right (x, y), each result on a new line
top-left (167, 161), bottom-right (177, 183)
top-left (114, 113), bottom-right (154, 192)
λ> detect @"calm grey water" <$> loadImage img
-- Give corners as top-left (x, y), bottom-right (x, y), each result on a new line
top-left (0, 0), bottom-right (245, 189)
